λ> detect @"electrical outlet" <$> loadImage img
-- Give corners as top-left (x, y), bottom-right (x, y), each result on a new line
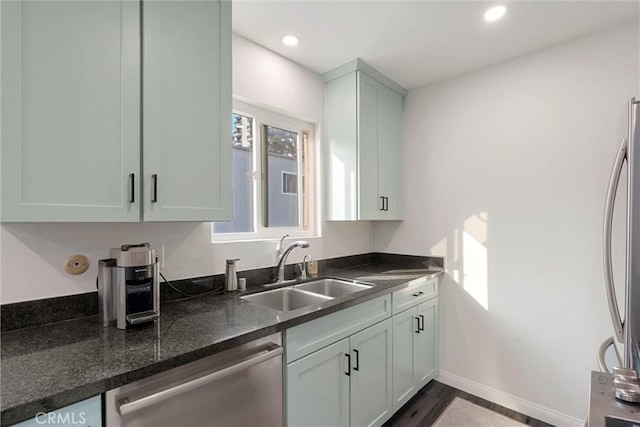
top-left (64, 254), bottom-right (90, 275)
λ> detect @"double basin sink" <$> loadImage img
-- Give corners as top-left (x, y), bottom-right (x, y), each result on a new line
top-left (241, 278), bottom-right (374, 312)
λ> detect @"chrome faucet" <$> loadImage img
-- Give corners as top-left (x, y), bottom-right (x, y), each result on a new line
top-left (276, 234), bottom-right (290, 260)
top-left (275, 240), bottom-right (310, 283)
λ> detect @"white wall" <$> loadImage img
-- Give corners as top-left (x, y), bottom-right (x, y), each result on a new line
top-left (0, 34), bottom-right (372, 304)
top-left (373, 22), bottom-right (639, 425)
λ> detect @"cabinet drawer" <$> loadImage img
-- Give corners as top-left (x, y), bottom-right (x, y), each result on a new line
top-left (285, 294), bottom-right (391, 363)
top-left (392, 277), bottom-right (437, 314)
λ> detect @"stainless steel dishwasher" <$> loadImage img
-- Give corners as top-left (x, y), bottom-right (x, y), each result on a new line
top-left (105, 333), bottom-right (283, 426)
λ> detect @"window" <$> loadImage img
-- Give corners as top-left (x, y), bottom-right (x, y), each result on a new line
top-left (213, 100), bottom-right (315, 240)
top-left (282, 172), bottom-right (297, 195)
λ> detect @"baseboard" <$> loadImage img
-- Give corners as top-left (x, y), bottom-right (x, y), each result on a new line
top-left (437, 370), bottom-right (583, 427)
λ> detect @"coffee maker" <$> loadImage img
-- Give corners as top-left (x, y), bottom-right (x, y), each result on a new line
top-left (98, 243), bottom-right (159, 330)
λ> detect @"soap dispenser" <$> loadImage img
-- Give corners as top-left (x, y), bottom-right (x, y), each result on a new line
top-left (225, 259), bottom-right (240, 292)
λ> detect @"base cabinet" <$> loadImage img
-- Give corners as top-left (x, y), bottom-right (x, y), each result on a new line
top-left (392, 297), bottom-right (438, 412)
top-left (286, 318), bottom-right (393, 427)
top-left (11, 395), bottom-right (101, 427)
top-left (286, 338), bottom-right (350, 427)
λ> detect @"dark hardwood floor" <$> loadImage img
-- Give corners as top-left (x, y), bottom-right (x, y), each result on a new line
top-left (383, 381), bottom-right (555, 427)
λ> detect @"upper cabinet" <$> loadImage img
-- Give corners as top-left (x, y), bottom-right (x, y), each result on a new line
top-left (0, 0), bottom-right (231, 222)
top-left (324, 59), bottom-right (407, 221)
top-left (142, 0), bottom-right (231, 221)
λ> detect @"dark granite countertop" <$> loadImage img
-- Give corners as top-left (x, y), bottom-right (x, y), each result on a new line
top-left (1, 262), bottom-right (442, 425)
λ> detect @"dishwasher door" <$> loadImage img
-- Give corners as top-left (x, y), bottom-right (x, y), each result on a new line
top-left (105, 333), bottom-right (283, 427)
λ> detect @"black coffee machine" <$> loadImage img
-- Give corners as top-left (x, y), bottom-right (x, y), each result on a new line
top-left (98, 243), bottom-right (159, 330)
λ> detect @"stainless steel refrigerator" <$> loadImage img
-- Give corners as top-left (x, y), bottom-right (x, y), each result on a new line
top-left (599, 98), bottom-right (640, 402)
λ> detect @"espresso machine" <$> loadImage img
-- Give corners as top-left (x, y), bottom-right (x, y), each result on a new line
top-left (98, 243), bottom-right (160, 330)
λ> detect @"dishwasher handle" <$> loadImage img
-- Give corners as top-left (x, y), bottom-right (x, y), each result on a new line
top-left (117, 342), bottom-right (283, 416)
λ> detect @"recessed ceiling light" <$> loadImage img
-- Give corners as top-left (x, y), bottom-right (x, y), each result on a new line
top-left (282, 35), bottom-right (300, 47)
top-left (484, 5), bottom-right (506, 22)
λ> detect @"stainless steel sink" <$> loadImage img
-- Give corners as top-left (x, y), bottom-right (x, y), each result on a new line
top-left (241, 288), bottom-right (333, 312)
top-left (294, 278), bottom-right (373, 298)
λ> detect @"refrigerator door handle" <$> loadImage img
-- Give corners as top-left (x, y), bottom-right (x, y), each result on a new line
top-left (598, 336), bottom-right (623, 373)
top-left (603, 138), bottom-right (628, 343)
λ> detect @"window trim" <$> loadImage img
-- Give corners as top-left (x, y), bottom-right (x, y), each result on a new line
top-left (212, 100), bottom-right (317, 243)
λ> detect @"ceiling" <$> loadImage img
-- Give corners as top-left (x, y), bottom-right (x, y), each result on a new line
top-left (232, 1), bottom-right (639, 89)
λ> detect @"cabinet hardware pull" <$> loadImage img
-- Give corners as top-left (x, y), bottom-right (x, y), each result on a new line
top-left (384, 196), bottom-right (389, 211)
top-left (353, 349), bottom-right (360, 371)
top-left (412, 291), bottom-right (424, 297)
top-left (345, 353), bottom-right (351, 376)
top-left (415, 316), bottom-right (421, 334)
top-left (419, 315), bottom-right (425, 331)
top-left (380, 196), bottom-right (385, 211)
top-left (151, 174), bottom-right (158, 203)
top-left (129, 173), bottom-right (135, 204)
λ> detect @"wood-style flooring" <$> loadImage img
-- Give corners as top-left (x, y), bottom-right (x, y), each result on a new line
top-left (383, 380), bottom-right (555, 427)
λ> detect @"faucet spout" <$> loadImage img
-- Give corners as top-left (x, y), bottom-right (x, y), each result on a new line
top-left (276, 240), bottom-right (310, 282)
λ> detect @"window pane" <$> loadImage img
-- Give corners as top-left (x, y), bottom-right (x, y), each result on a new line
top-left (213, 113), bottom-right (254, 233)
top-left (264, 125), bottom-right (298, 227)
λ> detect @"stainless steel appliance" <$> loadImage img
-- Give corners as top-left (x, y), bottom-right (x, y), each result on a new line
top-left (105, 333), bottom-right (283, 426)
top-left (98, 243), bottom-right (159, 330)
top-left (590, 98), bottom-right (640, 426)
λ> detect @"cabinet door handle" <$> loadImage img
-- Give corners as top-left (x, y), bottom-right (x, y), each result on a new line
top-left (419, 314), bottom-right (425, 331)
top-left (380, 196), bottom-right (385, 211)
top-left (384, 196), bottom-right (389, 211)
top-left (415, 316), bottom-right (421, 334)
top-left (129, 173), bottom-right (135, 204)
top-left (412, 291), bottom-right (424, 297)
top-left (345, 353), bottom-right (351, 376)
top-left (151, 174), bottom-right (158, 203)
top-left (353, 349), bottom-right (360, 371)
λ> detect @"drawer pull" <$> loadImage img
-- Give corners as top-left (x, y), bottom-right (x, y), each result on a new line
top-left (412, 291), bottom-right (424, 297)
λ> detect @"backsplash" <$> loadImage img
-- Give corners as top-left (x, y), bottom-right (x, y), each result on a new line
top-left (1, 253), bottom-right (444, 332)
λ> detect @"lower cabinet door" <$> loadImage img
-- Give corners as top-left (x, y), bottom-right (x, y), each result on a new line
top-left (350, 318), bottom-right (393, 427)
top-left (12, 395), bottom-right (102, 427)
top-left (392, 307), bottom-right (418, 412)
top-left (286, 338), bottom-right (350, 427)
top-left (416, 298), bottom-right (438, 389)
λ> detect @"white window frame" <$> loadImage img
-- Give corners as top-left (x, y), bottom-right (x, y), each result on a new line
top-left (212, 99), bottom-right (317, 242)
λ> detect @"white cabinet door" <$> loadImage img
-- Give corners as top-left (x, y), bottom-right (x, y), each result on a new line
top-left (392, 307), bottom-right (418, 413)
top-left (286, 338), bottom-right (350, 427)
top-left (12, 395), bottom-right (102, 427)
top-left (416, 298), bottom-right (439, 388)
top-left (1, 1), bottom-right (140, 222)
top-left (350, 318), bottom-right (393, 427)
top-left (142, 0), bottom-right (232, 221)
top-left (391, 296), bottom-right (439, 413)
top-left (379, 86), bottom-right (403, 219)
top-left (357, 71), bottom-right (383, 220)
